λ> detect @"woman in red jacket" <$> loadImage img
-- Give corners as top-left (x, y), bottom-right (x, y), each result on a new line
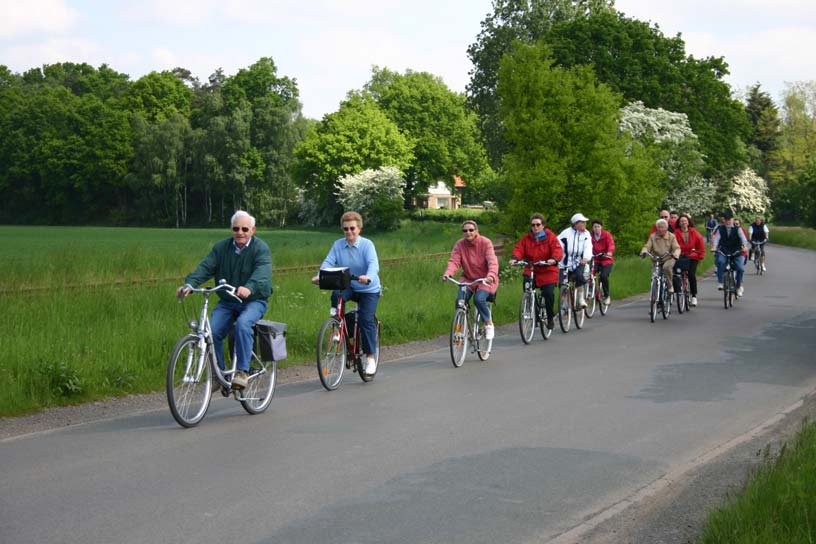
top-left (590, 219), bottom-right (615, 306)
top-left (509, 213), bottom-right (563, 331)
top-left (674, 214), bottom-right (705, 306)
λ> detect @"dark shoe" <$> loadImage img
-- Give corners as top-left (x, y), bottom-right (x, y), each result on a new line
top-left (546, 318), bottom-right (554, 330)
top-left (232, 370), bottom-right (248, 389)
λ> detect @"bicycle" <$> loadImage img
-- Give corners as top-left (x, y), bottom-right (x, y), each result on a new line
top-left (557, 264), bottom-right (587, 333)
top-left (316, 274), bottom-right (381, 391)
top-left (643, 252), bottom-right (673, 323)
top-left (511, 260), bottom-right (557, 343)
top-left (673, 255), bottom-right (688, 314)
top-left (585, 253), bottom-right (611, 318)
top-left (719, 249), bottom-right (743, 309)
top-left (167, 281), bottom-right (278, 428)
top-left (751, 240), bottom-right (766, 275)
top-left (445, 277), bottom-right (494, 367)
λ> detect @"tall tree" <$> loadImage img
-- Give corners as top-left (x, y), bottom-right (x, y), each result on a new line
top-left (744, 83), bottom-right (781, 180)
top-left (365, 67), bottom-right (490, 205)
top-left (467, 0), bottom-right (615, 167)
top-left (497, 41), bottom-right (661, 251)
top-left (293, 93), bottom-right (414, 224)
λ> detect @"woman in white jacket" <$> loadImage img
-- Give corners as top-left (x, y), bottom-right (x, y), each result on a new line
top-left (558, 213), bottom-right (594, 308)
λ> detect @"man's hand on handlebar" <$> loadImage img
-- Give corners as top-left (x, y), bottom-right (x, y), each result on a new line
top-left (176, 284), bottom-right (192, 299)
top-left (235, 286), bottom-right (251, 298)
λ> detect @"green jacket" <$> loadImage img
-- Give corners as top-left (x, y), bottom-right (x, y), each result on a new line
top-left (185, 237), bottom-right (272, 302)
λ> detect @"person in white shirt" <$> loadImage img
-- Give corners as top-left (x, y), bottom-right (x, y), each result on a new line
top-left (558, 213), bottom-right (594, 308)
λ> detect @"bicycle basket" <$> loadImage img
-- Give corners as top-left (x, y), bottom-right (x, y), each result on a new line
top-left (319, 267), bottom-right (351, 290)
top-left (254, 320), bottom-right (287, 361)
top-left (674, 255), bottom-right (690, 273)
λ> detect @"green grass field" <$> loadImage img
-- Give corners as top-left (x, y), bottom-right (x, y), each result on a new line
top-left (770, 227), bottom-right (816, 251)
top-left (0, 222), bottom-right (711, 416)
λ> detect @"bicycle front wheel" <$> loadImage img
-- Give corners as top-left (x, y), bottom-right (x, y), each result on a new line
top-left (538, 295), bottom-right (553, 340)
top-left (649, 279), bottom-right (658, 323)
top-left (476, 309), bottom-right (492, 361)
top-left (573, 288), bottom-right (585, 329)
top-left (358, 320), bottom-right (380, 383)
top-left (518, 291), bottom-right (535, 344)
top-left (723, 273), bottom-right (731, 309)
top-left (167, 335), bottom-right (213, 428)
top-left (558, 284), bottom-right (572, 333)
top-left (661, 282), bottom-right (670, 319)
top-left (450, 309), bottom-right (468, 367)
top-left (585, 278), bottom-right (597, 319)
top-left (240, 354), bottom-right (276, 415)
top-left (317, 318), bottom-right (345, 390)
top-left (676, 283), bottom-right (685, 314)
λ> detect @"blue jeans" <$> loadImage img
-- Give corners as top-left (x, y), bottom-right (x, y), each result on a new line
top-left (332, 289), bottom-right (380, 355)
top-left (715, 253), bottom-right (745, 287)
top-left (210, 299), bottom-right (267, 372)
top-left (458, 288), bottom-right (493, 323)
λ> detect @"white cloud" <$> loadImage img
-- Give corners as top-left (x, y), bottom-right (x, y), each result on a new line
top-left (0, 0), bottom-right (79, 38)
top-left (120, 0), bottom-right (219, 25)
top-left (2, 37), bottom-right (99, 69)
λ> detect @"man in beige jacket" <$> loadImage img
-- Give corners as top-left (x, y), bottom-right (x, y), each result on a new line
top-left (641, 219), bottom-right (682, 293)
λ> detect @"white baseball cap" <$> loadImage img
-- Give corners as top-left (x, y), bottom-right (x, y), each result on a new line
top-left (571, 213), bottom-right (589, 224)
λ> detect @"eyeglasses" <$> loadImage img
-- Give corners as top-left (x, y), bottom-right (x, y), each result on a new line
top-left (462, 228), bottom-right (475, 233)
top-left (343, 226), bottom-right (357, 232)
top-left (232, 226), bottom-right (250, 233)
top-left (660, 216), bottom-right (669, 220)
top-left (530, 222), bottom-right (543, 227)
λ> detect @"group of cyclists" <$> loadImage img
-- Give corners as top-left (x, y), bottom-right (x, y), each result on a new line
top-left (177, 206), bottom-right (770, 390)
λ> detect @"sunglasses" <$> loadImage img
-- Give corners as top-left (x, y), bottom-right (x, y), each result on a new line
top-left (343, 226), bottom-right (357, 232)
top-left (462, 228), bottom-right (475, 233)
top-left (232, 226), bottom-right (250, 233)
top-left (530, 222), bottom-right (543, 227)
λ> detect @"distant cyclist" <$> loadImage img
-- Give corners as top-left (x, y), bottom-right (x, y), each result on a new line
top-left (705, 212), bottom-right (718, 243)
top-left (442, 220), bottom-right (499, 340)
top-left (558, 213), bottom-right (593, 308)
top-left (711, 210), bottom-right (748, 297)
top-left (674, 214), bottom-right (705, 306)
top-left (590, 219), bottom-right (615, 307)
top-left (509, 213), bottom-right (563, 331)
top-left (748, 215), bottom-right (769, 272)
top-left (640, 218), bottom-right (681, 294)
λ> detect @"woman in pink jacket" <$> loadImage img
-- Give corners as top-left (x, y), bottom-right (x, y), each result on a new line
top-left (443, 220), bottom-right (499, 339)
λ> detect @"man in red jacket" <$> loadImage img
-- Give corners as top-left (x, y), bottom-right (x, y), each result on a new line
top-left (590, 219), bottom-right (615, 306)
top-left (509, 213), bottom-right (563, 331)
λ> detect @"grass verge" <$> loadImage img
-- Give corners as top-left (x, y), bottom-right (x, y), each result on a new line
top-left (770, 227), bottom-right (816, 251)
top-left (698, 418), bottom-right (816, 543)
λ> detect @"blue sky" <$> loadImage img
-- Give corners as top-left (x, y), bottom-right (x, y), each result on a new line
top-left (2, 0), bottom-right (814, 119)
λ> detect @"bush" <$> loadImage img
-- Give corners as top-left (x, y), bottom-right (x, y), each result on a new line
top-left (409, 207), bottom-right (498, 225)
top-left (336, 166), bottom-right (406, 230)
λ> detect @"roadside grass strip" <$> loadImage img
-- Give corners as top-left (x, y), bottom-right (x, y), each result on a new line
top-left (771, 227), bottom-right (816, 251)
top-left (698, 418), bottom-right (816, 544)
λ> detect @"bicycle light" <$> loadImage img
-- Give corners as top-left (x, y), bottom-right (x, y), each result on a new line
top-left (188, 320), bottom-right (198, 331)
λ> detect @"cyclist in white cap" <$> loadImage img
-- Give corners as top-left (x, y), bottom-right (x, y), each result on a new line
top-left (557, 213), bottom-right (594, 308)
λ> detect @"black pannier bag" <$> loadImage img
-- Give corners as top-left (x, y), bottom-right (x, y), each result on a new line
top-left (319, 267), bottom-right (351, 290)
top-left (254, 320), bottom-right (287, 361)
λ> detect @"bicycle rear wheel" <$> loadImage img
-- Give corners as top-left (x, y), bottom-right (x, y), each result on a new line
top-left (167, 335), bottom-right (213, 428)
top-left (358, 320), bottom-right (380, 382)
top-left (476, 309), bottom-right (492, 361)
top-left (584, 278), bottom-right (597, 319)
top-left (240, 354), bottom-right (276, 414)
top-left (450, 309), bottom-right (468, 367)
top-left (518, 291), bottom-right (535, 344)
top-left (317, 318), bottom-right (345, 390)
top-left (538, 295), bottom-right (553, 340)
top-left (649, 279), bottom-right (658, 323)
top-left (558, 284), bottom-right (572, 333)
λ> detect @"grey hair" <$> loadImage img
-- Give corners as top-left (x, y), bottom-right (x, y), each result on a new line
top-left (655, 218), bottom-right (668, 228)
top-left (230, 210), bottom-right (255, 228)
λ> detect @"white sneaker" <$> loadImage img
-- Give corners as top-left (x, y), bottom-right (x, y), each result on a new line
top-left (577, 296), bottom-right (587, 309)
top-left (603, 296), bottom-right (611, 306)
top-left (737, 286), bottom-right (744, 297)
top-left (717, 283), bottom-right (723, 291)
top-left (364, 356), bottom-right (377, 375)
top-left (331, 334), bottom-right (340, 343)
top-left (762, 264), bottom-right (766, 271)
top-left (691, 296), bottom-right (698, 307)
top-left (484, 324), bottom-right (495, 340)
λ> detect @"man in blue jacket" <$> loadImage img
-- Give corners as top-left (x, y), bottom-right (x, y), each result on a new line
top-left (178, 210), bottom-right (272, 388)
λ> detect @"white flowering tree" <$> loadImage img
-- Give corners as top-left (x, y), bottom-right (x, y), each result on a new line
top-left (336, 166), bottom-right (406, 230)
top-left (728, 168), bottom-right (772, 218)
top-left (619, 101), bottom-right (706, 209)
top-left (664, 176), bottom-right (717, 217)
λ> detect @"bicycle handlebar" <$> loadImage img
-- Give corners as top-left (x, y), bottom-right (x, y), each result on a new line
top-left (350, 274), bottom-right (371, 285)
top-left (717, 249), bottom-right (743, 257)
top-left (751, 240), bottom-right (767, 246)
top-left (641, 251), bottom-right (672, 261)
top-left (510, 259), bottom-right (557, 267)
top-left (444, 276), bottom-right (490, 287)
top-left (179, 279), bottom-right (242, 303)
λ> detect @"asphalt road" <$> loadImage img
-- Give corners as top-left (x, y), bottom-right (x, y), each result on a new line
top-left (2, 244), bottom-right (815, 544)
